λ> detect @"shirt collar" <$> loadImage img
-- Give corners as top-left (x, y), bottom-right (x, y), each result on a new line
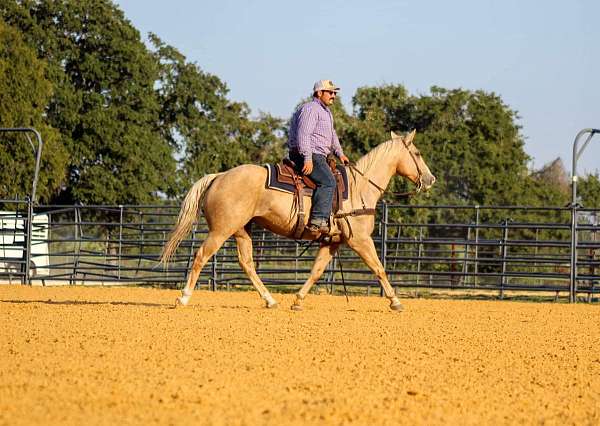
top-left (313, 97), bottom-right (329, 110)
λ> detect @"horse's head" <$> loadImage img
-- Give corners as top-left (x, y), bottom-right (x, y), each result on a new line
top-left (391, 130), bottom-right (436, 192)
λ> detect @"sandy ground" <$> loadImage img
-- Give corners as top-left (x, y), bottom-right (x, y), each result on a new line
top-left (0, 286), bottom-right (599, 426)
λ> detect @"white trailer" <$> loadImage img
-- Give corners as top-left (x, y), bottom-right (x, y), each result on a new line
top-left (0, 211), bottom-right (49, 277)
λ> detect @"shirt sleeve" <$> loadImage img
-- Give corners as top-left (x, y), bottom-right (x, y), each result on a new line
top-left (296, 104), bottom-right (317, 161)
top-left (332, 126), bottom-right (344, 157)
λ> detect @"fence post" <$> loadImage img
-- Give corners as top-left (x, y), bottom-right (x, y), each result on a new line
top-left (118, 205), bottom-right (123, 281)
top-left (71, 207), bottom-right (81, 284)
top-left (464, 226), bottom-right (471, 285)
top-left (474, 206), bottom-right (480, 287)
top-left (380, 202), bottom-right (388, 296)
top-left (500, 219), bottom-right (509, 299)
top-left (590, 213), bottom-right (598, 299)
top-left (416, 228), bottom-right (423, 287)
top-left (569, 203), bottom-right (578, 303)
top-left (569, 128), bottom-right (600, 302)
top-left (24, 197), bottom-right (32, 285)
top-left (450, 243), bottom-right (456, 285)
top-left (295, 242), bottom-right (299, 287)
top-left (534, 228), bottom-right (540, 286)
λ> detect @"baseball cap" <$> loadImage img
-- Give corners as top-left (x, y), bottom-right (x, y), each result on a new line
top-left (313, 80), bottom-right (340, 93)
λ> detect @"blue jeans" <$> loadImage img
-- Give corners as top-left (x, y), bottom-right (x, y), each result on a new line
top-left (289, 151), bottom-right (336, 221)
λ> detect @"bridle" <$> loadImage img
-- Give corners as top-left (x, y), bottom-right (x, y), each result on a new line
top-left (348, 136), bottom-right (425, 199)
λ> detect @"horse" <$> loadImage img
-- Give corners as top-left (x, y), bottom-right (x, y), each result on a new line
top-left (161, 130), bottom-right (436, 311)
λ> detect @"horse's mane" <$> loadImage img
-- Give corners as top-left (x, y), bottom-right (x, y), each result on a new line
top-left (347, 139), bottom-right (396, 195)
top-left (354, 139), bottom-right (396, 174)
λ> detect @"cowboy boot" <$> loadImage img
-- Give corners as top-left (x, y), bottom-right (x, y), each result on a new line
top-left (307, 218), bottom-right (329, 235)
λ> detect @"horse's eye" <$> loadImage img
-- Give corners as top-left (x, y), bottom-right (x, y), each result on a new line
top-left (414, 151), bottom-right (421, 157)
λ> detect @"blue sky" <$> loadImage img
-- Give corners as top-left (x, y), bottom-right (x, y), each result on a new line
top-left (115, 0), bottom-right (599, 175)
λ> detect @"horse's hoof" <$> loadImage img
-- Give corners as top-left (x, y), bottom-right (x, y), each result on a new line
top-left (290, 303), bottom-right (303, 311)
top-left (390, 300), bottom-right (404, 312)
top-left (263, 295), bottom-right (278, 309)
top-left (266, 301), bottom-right (278, 309)
top-left (175, 296), bottom-right (189, 307)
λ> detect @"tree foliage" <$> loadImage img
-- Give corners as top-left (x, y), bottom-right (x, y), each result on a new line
top-left (1, 2), bottom-right (598, 210)
top-left (337, 85), bottom-right (532, 207)
top-left (329, 84), bottom-right (590, 234)
top-left (0, 19), bottom-right (67, 202)
top-left (2, 0), bottom-right (176, 204)
top-left (1, 1), bottom-right (286, 203)
top-left (579, 173), bottom-right (600, 209)
top-left (150, 35), bottom-right (285, 194)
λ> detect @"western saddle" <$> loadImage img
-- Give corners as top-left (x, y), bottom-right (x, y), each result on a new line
top-left (266, 156), bottom-right (348, 239)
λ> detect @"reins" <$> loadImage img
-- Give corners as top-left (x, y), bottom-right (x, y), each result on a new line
top-left (347, 163), bottom-right (385, 193)
top-left (348, 162), bottom-right (421, 198)
top-left (336, 250), bottom-right (349, 303)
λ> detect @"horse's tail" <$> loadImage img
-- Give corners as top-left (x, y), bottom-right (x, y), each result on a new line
top-left (160, 173), bottom-right (223, 265)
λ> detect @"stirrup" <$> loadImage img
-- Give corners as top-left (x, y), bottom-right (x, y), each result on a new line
top-left (307, 224), bottom-right (329, 235)
top-left (308, 219), bottom-right (329, 234)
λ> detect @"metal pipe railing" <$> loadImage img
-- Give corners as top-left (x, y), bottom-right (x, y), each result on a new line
top-left (1, 202), bottom-right (599, 299)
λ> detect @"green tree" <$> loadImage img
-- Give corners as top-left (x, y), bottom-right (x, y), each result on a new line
top-left (1, 0), bottom-right (176, 204)
top-left (0, 19), bottom-right (67, 202)
top-left (579, 173), bottom-right (600, 209)
top-left (340, 85), bottom-right (531, 207)
top-left (329, 85), bottom-right (567, 248)
top-left (527, 158), bottom-right (570, 207)
top-left (150, 35), bottom-right (285, 194)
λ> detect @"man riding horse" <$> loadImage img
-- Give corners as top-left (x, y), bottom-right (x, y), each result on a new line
top-left (161, 80), bottom-right (436, 311)
top-left (287, 80), bottom-right (350, 235)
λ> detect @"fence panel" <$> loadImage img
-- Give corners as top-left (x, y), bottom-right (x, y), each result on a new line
top-left (1, 202), bottom-right (598, 300)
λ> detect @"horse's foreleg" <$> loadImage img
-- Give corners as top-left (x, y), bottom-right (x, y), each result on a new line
top-left (234, 227), bottom-right (278, 308)
top-left (347, 237), bottom-right (403, 311)
top-left (176, 232), bottom-right (228, 307)
top-left (291, 243), bottom-right (339, 311)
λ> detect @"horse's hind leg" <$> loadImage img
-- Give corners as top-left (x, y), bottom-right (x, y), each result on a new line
top-left (291, 243), bottom-right (339, 311)
top-left (234, 226), bottom-right (278, 308)
top-left (176, 232), bottom-right (228, 307)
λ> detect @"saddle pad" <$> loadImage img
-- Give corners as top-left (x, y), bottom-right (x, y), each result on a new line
top-left (265, 163), bottom-right (349, 199)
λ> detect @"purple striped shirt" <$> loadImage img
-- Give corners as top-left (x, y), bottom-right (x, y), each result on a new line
top-left (287, 98), bottom-right (344, 161)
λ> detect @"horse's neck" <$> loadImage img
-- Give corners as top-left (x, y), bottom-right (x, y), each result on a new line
top-left (352, 150), bottom-right (398, 206)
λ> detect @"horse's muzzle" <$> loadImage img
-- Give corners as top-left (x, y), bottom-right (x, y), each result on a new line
top-left (421, 173), bottom-right (436, 191)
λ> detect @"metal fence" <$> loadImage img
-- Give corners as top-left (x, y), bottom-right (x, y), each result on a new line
top-left (1, 200), bottom-right (598, 301)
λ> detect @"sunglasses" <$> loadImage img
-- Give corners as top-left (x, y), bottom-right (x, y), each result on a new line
top-left (323, 90), bottom-right (337, 96)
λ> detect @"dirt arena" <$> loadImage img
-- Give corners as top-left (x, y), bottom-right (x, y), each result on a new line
top-left (1, 286), bottom-right (599, 425)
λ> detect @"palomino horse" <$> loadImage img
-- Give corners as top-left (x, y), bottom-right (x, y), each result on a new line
top-left (161, 130), bottom-right (435, 311)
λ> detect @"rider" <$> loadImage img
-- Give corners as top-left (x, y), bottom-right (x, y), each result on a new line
top-left (287, 80), bottom-right (350, 234)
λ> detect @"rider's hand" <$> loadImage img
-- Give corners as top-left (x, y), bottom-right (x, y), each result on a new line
top-left (302, 160), bottom-right (313, 175)
top-left (340, 154), bottom-right (350, 165)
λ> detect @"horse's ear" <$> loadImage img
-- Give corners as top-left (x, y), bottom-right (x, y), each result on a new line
top-left (405, 129), bottom-right (416, 144)
top-left (390, 131), bottom-right (400, 140)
